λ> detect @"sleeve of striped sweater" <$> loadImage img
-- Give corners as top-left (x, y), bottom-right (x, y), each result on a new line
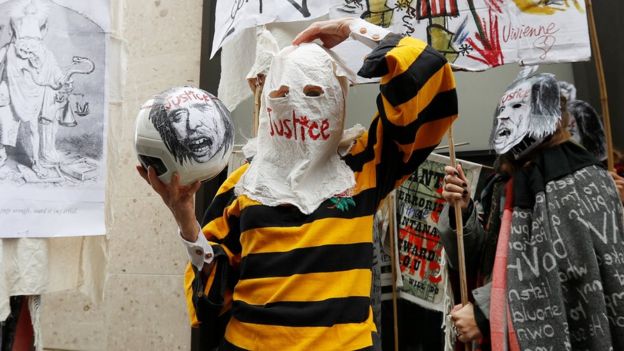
top-left (184, 165), bottom-right (248, 328)
top-left (343, 33), bottom-right (458, 202)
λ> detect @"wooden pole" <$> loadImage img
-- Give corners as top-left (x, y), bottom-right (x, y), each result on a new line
top-left (435, 142), bottom-right (470, 150)
top-left (387, 193), bottom-right (400, 351)
top-left (447, 127), bottom-right (471, 351)
top-left (253, 84), bottom-right (263, 137)
top-left (467, 0), bottom-right (488, 48)
top-left (585, 0), bottom-right (614, 170)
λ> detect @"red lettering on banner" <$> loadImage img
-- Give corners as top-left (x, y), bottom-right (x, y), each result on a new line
top-left (399, 227), bottom-right (443, 284)
top-left (502, 22), bottom-right (559, 43)
top-left (426, 235), bottom-right (442, 283)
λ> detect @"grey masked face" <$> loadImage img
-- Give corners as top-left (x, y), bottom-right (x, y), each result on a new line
top-left (567, 100), bottom-right (606, 161)
top-left (490, 73), bottom-right (562, 158)
top-left (493, 81), bottom-right (532, 155)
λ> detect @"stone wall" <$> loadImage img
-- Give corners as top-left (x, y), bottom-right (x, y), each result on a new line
top-left (41, 1), bottom-right (203, 349)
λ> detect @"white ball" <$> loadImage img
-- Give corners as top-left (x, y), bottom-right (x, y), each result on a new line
top-left (134, 87), bottom-right (234, 185)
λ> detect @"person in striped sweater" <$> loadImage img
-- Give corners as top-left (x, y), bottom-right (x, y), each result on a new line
top-left (138, 17), bottom-right (458, 350)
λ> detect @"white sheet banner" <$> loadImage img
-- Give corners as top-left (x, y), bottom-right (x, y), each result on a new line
top-left (0, 0), bottom-right (109, 237)
top-left (212, 0), bottom-right (337, 58)
top-left (330, 0), bottom-right (590, 71)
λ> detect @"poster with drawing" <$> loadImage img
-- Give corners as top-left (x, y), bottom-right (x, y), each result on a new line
top-left (330, 0), bottom-right (590, 72)
top-left (395, 153), bottom-right (482, 311)
top-left (211, 0), bottom-right (337, 58)
top-left (0, 0), bottom-right (109, 237)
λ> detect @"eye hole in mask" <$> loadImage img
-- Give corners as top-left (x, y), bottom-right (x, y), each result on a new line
top-left (269, 86), bottom-right (290, 98)
top-left (303, 85), bottom-right (324, 97)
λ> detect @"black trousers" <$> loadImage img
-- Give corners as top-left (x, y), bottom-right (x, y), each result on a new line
top-left (381, 299), bottom-right (444, 351)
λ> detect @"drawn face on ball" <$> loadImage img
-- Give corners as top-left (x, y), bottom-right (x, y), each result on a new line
top-left (493, 81), bottom-right (532, 155)
top-left (489, 73), bottom-right (561, 158)
top-left (169, 103), bottom-right (224, 164)
top-left (148, 88), bottom-right (234, 168)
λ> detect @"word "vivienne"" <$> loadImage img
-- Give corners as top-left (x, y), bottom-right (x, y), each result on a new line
top-left (267, 108), bottom-right (330, 141)
top-left (502, 22), bottom-right (559, 43)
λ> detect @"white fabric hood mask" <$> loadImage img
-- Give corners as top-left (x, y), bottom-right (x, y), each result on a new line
top-left (236, 43), bottom-right (359, 214)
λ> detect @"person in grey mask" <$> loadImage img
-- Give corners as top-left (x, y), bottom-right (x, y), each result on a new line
top-left (439, 71), bottom-right (624, 351)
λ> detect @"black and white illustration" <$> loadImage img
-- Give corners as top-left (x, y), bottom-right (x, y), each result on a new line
top-left (135, 87), bottom-right (234, 186)
top-left (0, 0), bottom-right (109, 237)
top-left (491, 72), bottom-right (561, 158)
top-left (149, 88), bottom-right (234, 166)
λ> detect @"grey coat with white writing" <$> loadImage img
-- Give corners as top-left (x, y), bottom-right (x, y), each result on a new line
top-left (441, 142), bottom-right (624, 350)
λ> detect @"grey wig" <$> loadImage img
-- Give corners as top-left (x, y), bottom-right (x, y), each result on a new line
top-left (558, 80), bottom-right (577, 103)
top-left (569, 100), bottom-right (607, 161)
top-left (489, 73), bottom-right (562, 147)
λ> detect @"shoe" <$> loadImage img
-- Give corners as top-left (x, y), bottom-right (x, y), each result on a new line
top-left (31, 162), bottom-right (51, 178)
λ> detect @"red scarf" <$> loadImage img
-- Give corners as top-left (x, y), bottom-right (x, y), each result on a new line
top-left (489, 180), bottom-right (520, 351)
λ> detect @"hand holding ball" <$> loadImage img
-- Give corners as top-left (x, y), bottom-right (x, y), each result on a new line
top-left (135, 87), bottom-right (234, 185)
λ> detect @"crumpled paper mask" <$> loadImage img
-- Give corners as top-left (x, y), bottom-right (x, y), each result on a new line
top-left (490, 71), bottom-right (561, 158)
top-left (236, 43), bottom-right (360, 214)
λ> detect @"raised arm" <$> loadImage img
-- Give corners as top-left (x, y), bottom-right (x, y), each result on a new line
top-left (136, 164), bottom-right (243, 330)
top-left (183, 165), bottom-right (247, 329)
top-left (295, 18), bottom-right (458, 203)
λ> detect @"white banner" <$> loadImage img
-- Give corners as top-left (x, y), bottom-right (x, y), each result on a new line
top-left (0, 0), bottom-right (109, 237)
top-left (211, 0), bottom-right (337, 58)
top-left (330, 0), bottom-right (591, 71)
top-left (216, 0), bottom-right (592, 110)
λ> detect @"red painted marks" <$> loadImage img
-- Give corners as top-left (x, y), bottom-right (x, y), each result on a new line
top-left (267, 108), bottom-right (330, 141)
top-left (418, 0), bottom-right (459, 18)
top-left (486, 0), bottom-right (504, 13)
top-left (399, 226), bottom-right (443, 283)
top-left (163, 89), bottom-right (215, 110)
top-left (501, 87), bottom-right (531, 104)
top-left (467, 9), bottom-right (504, 67)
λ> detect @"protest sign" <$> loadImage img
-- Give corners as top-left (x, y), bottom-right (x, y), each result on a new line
top-left (394, 153), bottom-right (482, 311)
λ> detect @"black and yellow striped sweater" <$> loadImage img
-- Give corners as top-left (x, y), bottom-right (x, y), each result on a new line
top-left (184, 34), bottom-right (458, 350)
